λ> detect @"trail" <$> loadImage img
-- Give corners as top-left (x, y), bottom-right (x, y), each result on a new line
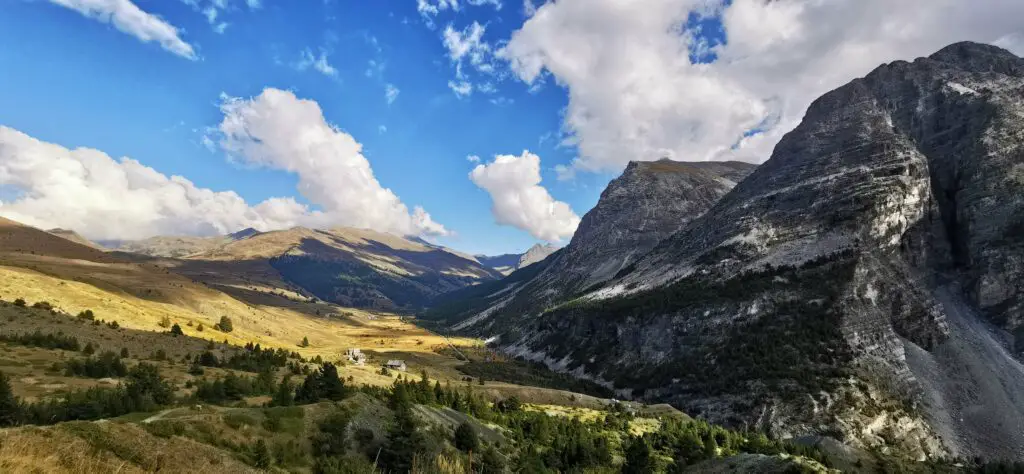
top-left (904, 284), bottom-right (1024, 460)
top-left (141, 408), bottom-right (180, 424)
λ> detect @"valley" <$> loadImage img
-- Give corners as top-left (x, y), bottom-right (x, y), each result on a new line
top-left (1, 39), bottom-right (1024, 474)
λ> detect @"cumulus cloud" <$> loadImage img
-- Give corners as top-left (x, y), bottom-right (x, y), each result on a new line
top-left (0, 89), bottom-right (447, 240)
top-left (469, 151), bottom-right (579, 242)
top-left (47, 0), bottom-right (196, 59)
top-left (466, 154), bottom-right (481, 163)
top-left (501, 0), bottom-right (1024, 175)
top-left (216, 88), bottom-right (449, 237)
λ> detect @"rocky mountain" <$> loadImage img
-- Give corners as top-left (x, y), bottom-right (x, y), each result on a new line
top-left (434, 42), bottom-right (1024, 461)
top-left (475, 244), bottom-right (561, 276)
top-left (423, 158), bottom-right (755, 330)
top-left (517, 243), bottom-right (559, 269)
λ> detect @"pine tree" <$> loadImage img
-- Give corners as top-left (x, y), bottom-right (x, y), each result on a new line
top-left (454, 421), bottom-right (479, 452)
top-left (271, 376), bottom-right (294, 406)
top-left (623, 436), bottom-right (655, 474)
top-left (0, 372), bottom-right (21, 427)
top-left (252, 439), bottom-right (272, 468)
top-left (170, 323), bottom-right (183, 336)
top-left (379, 403), bottom-right (425, 473)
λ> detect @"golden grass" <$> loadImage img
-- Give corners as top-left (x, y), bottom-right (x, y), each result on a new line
top-left (0, 422), bottom-right (256, 473)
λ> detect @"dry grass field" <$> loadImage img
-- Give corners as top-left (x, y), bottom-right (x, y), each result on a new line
top-left (0, 217), bottom-right (625, 408)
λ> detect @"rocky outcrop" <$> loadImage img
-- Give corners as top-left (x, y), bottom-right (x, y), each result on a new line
top-left (422, 159), bottom-right (755, 330)
top-left (464, 42), bottom-right (1024, 460)
top-left (517, 243), bottom-right (558, 269)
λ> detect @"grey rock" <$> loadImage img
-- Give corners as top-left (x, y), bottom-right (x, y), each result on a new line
top-left (452, 42), bottom-right (1024, 460)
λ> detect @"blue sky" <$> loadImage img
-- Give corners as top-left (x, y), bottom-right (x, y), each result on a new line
top-left (2, 0), bottom-right (1020, 256)
top-left (0, 0), bottom-right (615, 255)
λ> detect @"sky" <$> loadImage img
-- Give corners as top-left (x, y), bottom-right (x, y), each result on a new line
top-left (0, 0), bottom-right (1022, 256)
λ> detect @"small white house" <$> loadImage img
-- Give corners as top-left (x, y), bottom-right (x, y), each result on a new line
top-left (346, 348), bottom-right (366, 366)
top-left (385, 360), bottom-right (407, 371)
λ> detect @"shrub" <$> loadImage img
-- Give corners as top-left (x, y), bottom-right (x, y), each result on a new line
top-left (300, 336), bottom-right (310, 348)
top-left (32, 301), bottom-right (53, 310)
top-left (82, 342), bottom-right (96, 355)
top-left (77, 310), bottom-right (95, 321)
top-left (107, 320), bottom-right (119, 329)
top-left (216, 316), bottom-right (233, 333)
top-left (170, 323), bottom-right (183, 337)
top-left (13, 298), bottom-right (26, 307)
top-left (120, 348), bottom-right (130, 358)
top-left (196, 323), bottom-right (204, 332)
top-left (158, 316), bottom-right (171, 329)
top-left (454, 421), bottom-right (479, 452)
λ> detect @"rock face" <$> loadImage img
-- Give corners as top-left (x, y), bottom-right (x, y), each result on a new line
top-left (437, 43), bottom-right (1024, 460)
top-left (517, 243), bottom-right (559, 269)
top-left (539, 159), bottom-right (755, 294)
top-left (422, 158), bottom-right (755, 335)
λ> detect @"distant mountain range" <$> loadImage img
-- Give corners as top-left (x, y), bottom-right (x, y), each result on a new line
top-left (422, 42), bottom-right (1024, 461)
top-left (475, 243), bottom-right (559, 276)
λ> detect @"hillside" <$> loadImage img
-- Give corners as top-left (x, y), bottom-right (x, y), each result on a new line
top-left (105, 225), bottom-right (502, 312)
top-left (437, 42), bottom-right (1024, 461)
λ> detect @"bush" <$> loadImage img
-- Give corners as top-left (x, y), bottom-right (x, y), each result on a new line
top-left (196, 323), bottom-right (204, 332)
top-left (13, 298), bottom-right (26, 307)
top-left (300, 336), bottom-right (310, 348)
top-left (77, 310), bottom-right (95, 321)
top-left (170, 323), bottom-right (183, 337)
top-left (120, 347), bottom-right (130, 358)
top-left (216, 316), bottom-right (233, 333)
top-left (158, 316), bottom-right (171, 329)
top-left (32, 301), bottom-right (53, 310)
top-left (82, 342), bottom-right (96, 355)
top-left (454, 421), bottom-right (479, 452)
top-left (107, 320), bottom-right (119, 329)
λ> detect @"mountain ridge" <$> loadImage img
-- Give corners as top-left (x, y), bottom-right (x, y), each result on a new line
top-left (431, 42), bottom-right (1024, 460)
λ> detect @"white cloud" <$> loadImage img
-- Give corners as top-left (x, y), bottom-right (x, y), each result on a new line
top-left (448, 80), bottom-right (473, 97)
top-left (295, 49), bottom-right (338, 77)
top-left (469, 151), bottom-right (579, 242)
top-left (217, 88), bottom-right (449, 237)
top-left (378, 125), bottom-right (388, 134)
top-left (501, 0), bottom-right (1024, 175)
top-left (466, 154), bottom-right (481, 163)
top-left (466, 0), bottom-right (501, 10)
top-left (443, 21), bottom-right (496, 77)
top-left (385, 84), bottom-right (400, 104)
top-left (47, 0), bottom-right (196, 59)
top-left (0, 90), bottom-right (448, 240)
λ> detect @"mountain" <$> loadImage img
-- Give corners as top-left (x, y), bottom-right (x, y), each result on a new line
top-left (109, 228), bottom-right (261, 258)
top-left (517, 243), bottom-right (559, 269)
top-left (45, 228), bottom-right (104, 250)
top-left (424, 158), bottom-right (756, 330)
top-left (475, 253), bottom-right (521, 274)
top-left (476, 244), bottom-right (560, 276)
top-left (444, 42), bottom-right (1024, 460)
top-left (116, 226), bottom-right (503, 312)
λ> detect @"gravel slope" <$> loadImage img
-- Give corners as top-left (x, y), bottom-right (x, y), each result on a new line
top-left (904, 284), bottom-right (1024, 460)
